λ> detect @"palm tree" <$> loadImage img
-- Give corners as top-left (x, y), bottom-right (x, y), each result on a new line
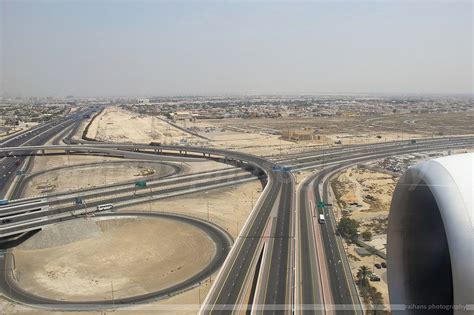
top-left (357, 265), bottom-right (370, 287)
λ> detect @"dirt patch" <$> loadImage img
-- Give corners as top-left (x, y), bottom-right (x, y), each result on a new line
top-left (23, 162), bottom-right (176, 198)
top-left (12, 217), bottom-right (215, 301)
top-left (331, 167), bottom-right (397, 221)
top-left (86, 107), bottom-right (202, 145)
top-left (17, 219), bottom-right (102, 250)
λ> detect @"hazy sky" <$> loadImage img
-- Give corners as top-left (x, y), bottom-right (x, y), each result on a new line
top-left (1, 1), bottom-right (472, 97)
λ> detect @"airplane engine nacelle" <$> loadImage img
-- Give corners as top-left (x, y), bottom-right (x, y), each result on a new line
top-left (387, 153), bottom-right (473, 314)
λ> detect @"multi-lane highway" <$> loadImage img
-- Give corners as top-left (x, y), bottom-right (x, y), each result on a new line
top-left (0, 170), bottom-right (257, 238)
top-left (0, 135), bottom-right (472, 313)
top-left (0, 109), bottom-right (93, 197)
top-left (294, 138), bottom-right (474, 314)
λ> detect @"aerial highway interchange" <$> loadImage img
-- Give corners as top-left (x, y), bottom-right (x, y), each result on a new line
top-left (0, 115), bottom-right (473, 314)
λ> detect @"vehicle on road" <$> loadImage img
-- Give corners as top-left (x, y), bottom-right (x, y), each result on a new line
top-left (97, 203), bottom-right (114, 211)
top-left (318, 214), bottom-right (325, 224)
top-left (375, 263), bottom-right (382, 269)
top-left (149, 142), bottom-right (161, 146)
top-left (0, 199), bottom-right (9, 206)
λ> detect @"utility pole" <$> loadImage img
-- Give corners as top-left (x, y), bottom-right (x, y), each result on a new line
top-left (111, 281), bottom-right (115, 308)
top-left (198, 284), bottom-right (201, 304)
top-left (251, 190), bottom-right (254, 209)
top-left (279, 138), bottom-right (282, 159)
top-left (103, 159), bottom-right (107, 186)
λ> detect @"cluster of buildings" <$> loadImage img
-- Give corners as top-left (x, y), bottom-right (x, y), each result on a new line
top-left (122, 94), bottom-right (473, 120)
top-left (0, 104), bottom-right (67, 126)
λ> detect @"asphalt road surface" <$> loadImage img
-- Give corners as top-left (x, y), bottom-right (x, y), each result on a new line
top-left (0, 211), bottom-right (232, 310)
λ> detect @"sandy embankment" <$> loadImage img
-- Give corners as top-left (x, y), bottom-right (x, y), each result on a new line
top-left (86, 107), bottom-right (201, 145)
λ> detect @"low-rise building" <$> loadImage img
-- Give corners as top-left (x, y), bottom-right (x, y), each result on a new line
top-left (171, 111), bottom-right (195, 122)
top-left (282, 128), bottom-right (317, 141)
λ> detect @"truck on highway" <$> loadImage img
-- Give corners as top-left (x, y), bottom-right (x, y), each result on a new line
top-left (0, 199), bottom-right (9, 206)
top-left (318, 214), bottom-right (325, 224)
top-left (97, 203), bottom-right (114, 211)
top-left (149, 142), bottom-right (161, 146)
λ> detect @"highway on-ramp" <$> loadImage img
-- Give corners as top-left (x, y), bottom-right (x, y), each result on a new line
top-left (0, 136), bottom-right (472, 313)
top-left (0, 211), bottom-right (232, 310)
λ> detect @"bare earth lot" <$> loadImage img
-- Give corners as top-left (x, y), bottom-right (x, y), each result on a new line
top-left (330, 167), bottom-right (396, 308)
top-left (86, 107), bottom-right (203, 145)
top-left (6, 147), bottom-right (260, 312)
top-left (22, 160), bottom-right (177, 197)
top-left (13, 217), bottom-right (215, 301)
top-left (89, 106), bottom-right (473, 157)
top-left (3, 106), bottom-right (472, 314)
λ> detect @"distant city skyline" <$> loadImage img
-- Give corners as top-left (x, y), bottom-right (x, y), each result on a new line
top-left (1, 1), bottom-right (472, 97)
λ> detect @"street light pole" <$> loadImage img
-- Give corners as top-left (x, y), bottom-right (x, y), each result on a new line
top-left (111, 281), bottom-right (115, 308)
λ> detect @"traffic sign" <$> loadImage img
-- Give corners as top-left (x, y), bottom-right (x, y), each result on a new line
top-left (135, 180), bottom-right (147, 188)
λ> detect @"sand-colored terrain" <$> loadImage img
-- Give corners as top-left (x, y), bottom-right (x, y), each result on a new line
top-left (331, 167), bottom-right (396, 221)
top-left (20, 152), bottom-right (234, 200)
top-left (111, 179), bottom-right (262, 313)
top-left (28, 154), bottom-right (122, 173)
top-left (86, 107), bottom-right (203, 145)
top-left (12, 217), bottom-right (215, 301)
top-left (5, 148), bottom-right (260, 312)
top-left (122, 179), bottom-right (262, 239)
top-left (206, 117), bottom-right (426, 149)
top-left (85, 107), bottom-right (330, 156)
top-left (329, 167), bottom-right (396, 309)
top-left (87, 107), bottom-right (458, 158)
top-left (83, 106), bottom-right (474, 158)
top-left (22, 161), bottom-right (177, 198)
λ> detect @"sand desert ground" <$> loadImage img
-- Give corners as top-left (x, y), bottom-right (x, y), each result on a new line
top-left (4, 113), bottom-right (262, 312)
top-left (330, 167), bottom-right (395, 306)
top-left (2, 105), bottom-right (473, 314)
top-left (327, 147), bottom-right (474, 309)
top-left (13, 217), bottom-right (216, 301)
top-left (86, 107), bottom-right (203, 145)
top-left (87, 105), bottom-right (473, 157)
top-left (21, 161), bottom-right (177, 198)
